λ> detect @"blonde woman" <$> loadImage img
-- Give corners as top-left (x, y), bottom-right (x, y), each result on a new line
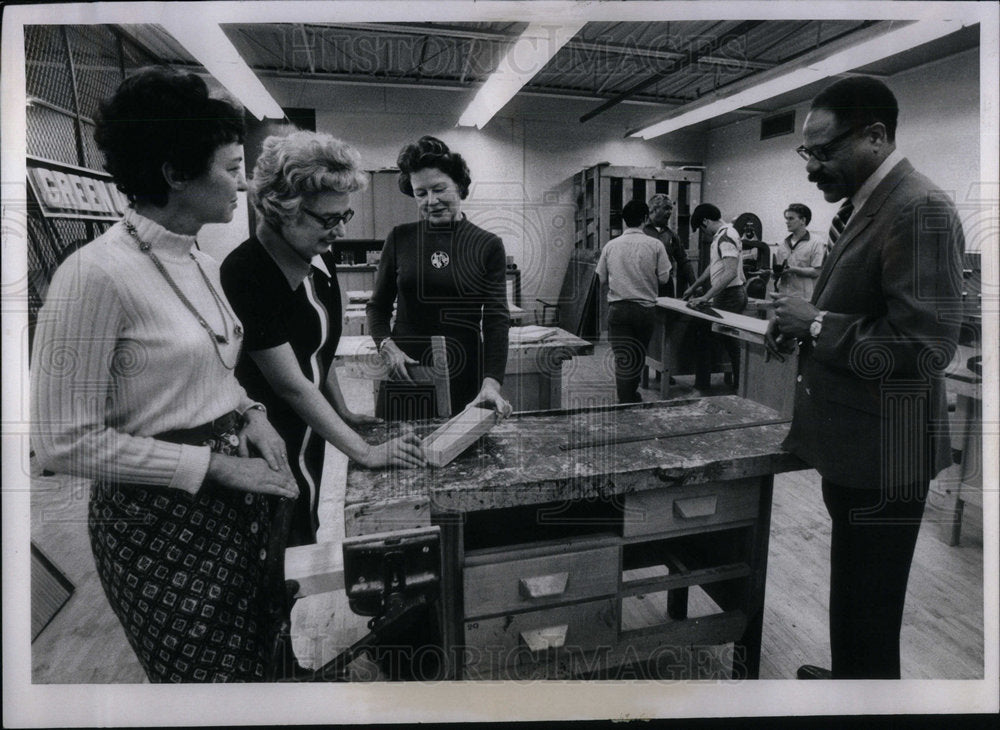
top-left (221, 131), bottom-right (425, 548)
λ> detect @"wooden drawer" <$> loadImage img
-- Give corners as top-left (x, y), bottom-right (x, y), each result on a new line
top-left (464, 544), bottom-right (619, 618)
top-left (462, 598), bottom-right (618, 678)
top-left (623, 478), bottom-right (760, 538)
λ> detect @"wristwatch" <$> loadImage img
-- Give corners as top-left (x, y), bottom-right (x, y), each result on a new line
top-left (809, 311), bottom-right (827, 340)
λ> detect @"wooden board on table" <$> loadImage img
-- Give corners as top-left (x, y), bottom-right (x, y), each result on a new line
top-left (508, 325), bottom-right (559, 344)
top-left (656, 296), bottom-right (770, 337)
top-left (422, 407), bottom-right (499, 467)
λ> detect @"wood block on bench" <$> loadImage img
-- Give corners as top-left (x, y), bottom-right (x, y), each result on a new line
top-left (422, 407), bottom-right (499, 467)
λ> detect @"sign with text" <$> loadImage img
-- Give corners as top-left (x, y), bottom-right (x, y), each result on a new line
top-left (26, 158), bottom-right (129, 220)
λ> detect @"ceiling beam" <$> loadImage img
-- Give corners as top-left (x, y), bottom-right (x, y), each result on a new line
top-left (290, 22), bottom-right (777, 72)
top-left (580, 20), bottom-right (766, 123)
top-left (626, 19), bottom-right (952, 139)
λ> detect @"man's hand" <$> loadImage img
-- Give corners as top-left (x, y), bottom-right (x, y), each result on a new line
top-left (764, 318), bottom-right (797, 362)
top-left (687, 295), bottom-right (707, 308)
top-left (770, 292), bottom-right (819, 339)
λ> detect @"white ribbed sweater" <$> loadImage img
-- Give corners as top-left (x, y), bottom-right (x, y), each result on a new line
top-left (31, 210), bottom-right (255, 493)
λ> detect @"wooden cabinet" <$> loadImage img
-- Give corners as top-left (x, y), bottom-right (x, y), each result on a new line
top-left (574, 164), bottom-right (703, 330)
top-left (573, 164), bottom-right (702, 253)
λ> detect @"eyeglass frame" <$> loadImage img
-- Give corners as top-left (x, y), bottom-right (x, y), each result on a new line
top-left (301, 207), bottom-right (355, 229)
top-left (795, 125), bottom-right (862, 162)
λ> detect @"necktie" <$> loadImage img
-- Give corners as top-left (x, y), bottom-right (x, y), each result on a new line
top-left (827, 200), bottom-right (854, 250)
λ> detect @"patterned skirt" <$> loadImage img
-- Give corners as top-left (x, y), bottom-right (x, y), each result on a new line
top-left (88, 412), bottom-right (280, 682)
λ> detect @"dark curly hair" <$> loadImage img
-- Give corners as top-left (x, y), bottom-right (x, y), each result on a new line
top-left (396, 136), bottom-right (471, 199)
top-left (93, 67), bottom-right (245, 207)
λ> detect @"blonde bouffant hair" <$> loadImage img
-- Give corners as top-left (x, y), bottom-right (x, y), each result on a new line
top-left (250, 130), bottom-right (368, 227)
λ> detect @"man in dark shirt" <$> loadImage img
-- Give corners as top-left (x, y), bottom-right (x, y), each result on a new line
top-left (643, 193), bottom-right (696, 298)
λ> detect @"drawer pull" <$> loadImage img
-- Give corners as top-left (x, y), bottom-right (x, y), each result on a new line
top-left (673, 495), bottom-right (718, 519)
top-left (520, 624), bottom-right (568, 652)
top-left (519, 572), bottom-right (569, 599)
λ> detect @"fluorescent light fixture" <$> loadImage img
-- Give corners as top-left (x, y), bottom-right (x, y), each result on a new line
top-left (631, 18), bottom-right (964, 140)
top-left (459, 22), bottom-right (585, 129)
top-left (160, 19), bottom-right (285, 120)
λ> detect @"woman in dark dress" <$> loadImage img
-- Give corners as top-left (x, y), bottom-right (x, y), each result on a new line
top-left (31, 67), bottom-right (297, 683)
top-left (366, 136), bottom-right (512, 421)
top-left (221, 131), bottom-right (425, 547)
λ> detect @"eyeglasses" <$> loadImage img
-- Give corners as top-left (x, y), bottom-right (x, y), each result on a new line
top-left (301, 207), bottom-right (354, 229)
top-left (795, 126), bottom-right (859, 162)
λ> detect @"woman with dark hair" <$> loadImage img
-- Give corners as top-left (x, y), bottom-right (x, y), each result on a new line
top-left (221, 131), bottom-right (425, 548)
top-left (31, 67), bottom-right (297, 682)
top-left (366, 135), bottom-right (512, 420)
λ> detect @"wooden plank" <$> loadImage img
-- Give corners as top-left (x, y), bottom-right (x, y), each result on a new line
top-left (422, 407), bottom-right (499, 468)
top-left (344, 496), bottom-right (431, 537)
top-left (656, 296), bottom-right (770, 336)
top-left (285, 541), bottom-right (345, 598)
top-left (620, 561), bottom-right (752, 597)
top-left (430, 335), bottom-right (452, 418)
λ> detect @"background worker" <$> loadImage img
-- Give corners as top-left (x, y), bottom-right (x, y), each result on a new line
top-left (644, 193), bottom-right (696, 298)
top-left (683, 203), bottom-right (748, 391)
top-left (774, 203), bottom-right (826, 299)
top-left (596, 199), bottom-right (672, 403)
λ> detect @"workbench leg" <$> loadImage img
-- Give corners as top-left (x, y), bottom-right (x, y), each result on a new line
top-left (733, 475), bottom-right (774, 680)
top-left (545, 371), bottom-right (563, 410)
top-left (666, 587), bottom-right (688, 620)
top-left (436, 514), bottom-right (464, 680)
top-left (928, 470), bottom-right (963, 547)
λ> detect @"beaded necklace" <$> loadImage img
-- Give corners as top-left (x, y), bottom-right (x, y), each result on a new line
top-left (124, 220), bottom-right (243, 369)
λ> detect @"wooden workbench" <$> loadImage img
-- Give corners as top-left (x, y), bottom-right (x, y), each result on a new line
top-left (335, 327), bottom-right (594, 412)
top-left (344, 396), bottom-right (805, 679)
top-left (648, 297), bottom-right (799, 416)
top-left (929, 344), bottom-right (983, 546)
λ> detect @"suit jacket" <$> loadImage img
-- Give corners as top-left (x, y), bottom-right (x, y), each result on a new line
top-left (782, 158), bottom-right (964, 490)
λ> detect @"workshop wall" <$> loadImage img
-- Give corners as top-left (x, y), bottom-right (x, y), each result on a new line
top-left (265, 79), bottom-right (705, 318)
top-left (701, 48), bottom-right (980, 252)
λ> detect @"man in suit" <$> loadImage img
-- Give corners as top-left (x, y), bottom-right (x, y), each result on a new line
top-left (644, 193), bottom-right (696, 298)
top-left (768, 76), bottom-right (964, 679)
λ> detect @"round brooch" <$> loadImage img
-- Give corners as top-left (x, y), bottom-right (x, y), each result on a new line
top-left (430, 251), bottom-right (450, 269)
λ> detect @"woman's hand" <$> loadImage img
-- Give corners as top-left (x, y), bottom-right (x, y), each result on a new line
top-left (378, 338), bottom-right (419, 383)
top-left (469, 377), bottom-right (512, 420)
top-left (207, 453), bottom-right (299, 498)
top-left (238, 407), bottom-right (289, 472)
top-left (359, 426), bottom-right (426, 469)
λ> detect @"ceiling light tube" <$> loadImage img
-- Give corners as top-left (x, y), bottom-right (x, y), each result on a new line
top-left (631, 18), bottom-right (964, 140)
top-left (160, 19), bottom-right (285, 120)
top-left (458, 22), bottom-right (585, 129)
